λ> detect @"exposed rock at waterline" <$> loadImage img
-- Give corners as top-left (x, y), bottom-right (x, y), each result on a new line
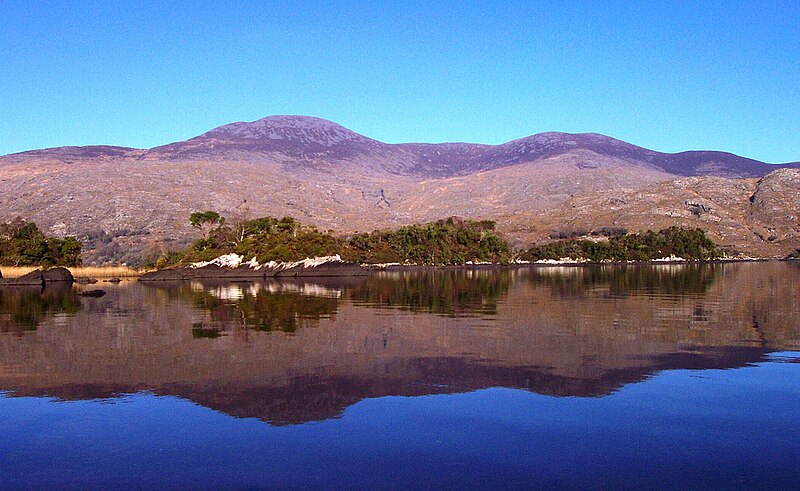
top-left (78, 289), bottom-right (106, 297)
top-left (0, 267), bottom-right (74, 287)
top-left (139, 255), bottom-right (367, 282)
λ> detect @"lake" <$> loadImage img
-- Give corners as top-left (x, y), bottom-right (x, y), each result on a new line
top-left (1, 262), bottom-right (799, 489)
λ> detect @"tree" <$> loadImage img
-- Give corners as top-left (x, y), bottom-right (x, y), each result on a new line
top-left (189, 211), bottom-right (225, 239)
top-left (0, 218), bottom-right (82, 266)
top-left (229, 201), bottom-right (252, 244)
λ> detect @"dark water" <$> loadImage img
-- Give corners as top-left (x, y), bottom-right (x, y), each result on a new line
top-left (1, 262), bottom-right (799, 489)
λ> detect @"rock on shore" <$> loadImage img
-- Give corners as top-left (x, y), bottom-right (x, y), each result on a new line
top-left (0, 267), bottom-right (74, 287)
top-left (139, 254), bottom-right (367, 282)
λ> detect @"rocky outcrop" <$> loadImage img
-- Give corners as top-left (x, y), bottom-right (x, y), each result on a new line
top-left (748, 169), bottom-right (800, 244)
top-left (0, 267), bottom-right (74, 287)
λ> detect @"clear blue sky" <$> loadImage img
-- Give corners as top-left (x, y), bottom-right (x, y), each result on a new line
top-left (1, 1), bottom-right (798, 162)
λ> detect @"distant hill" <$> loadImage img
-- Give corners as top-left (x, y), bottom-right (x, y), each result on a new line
top-left (1, 115), bottom-right (798, 263)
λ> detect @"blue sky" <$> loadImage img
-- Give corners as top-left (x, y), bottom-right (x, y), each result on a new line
top-left (1, 1), bottom-right (798, 162)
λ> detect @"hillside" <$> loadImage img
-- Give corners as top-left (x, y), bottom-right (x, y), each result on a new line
top-left (496, 170), bottom-right (800, 256)
top-left (0, 116), bottom-right (798, 263)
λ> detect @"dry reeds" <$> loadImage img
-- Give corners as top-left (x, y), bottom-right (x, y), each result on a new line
top-left (0, 265), bottom-right (151, 279)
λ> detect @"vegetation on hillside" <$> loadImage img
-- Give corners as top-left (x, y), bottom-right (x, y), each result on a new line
top-left (0, 218), bottom-right (82, 267)
top-left (343, 217), bottom-right (511, 264)
top-left (549, 226), bottom-right (628, 240)
top-left (160, 213), bottom-right (511, 266)
top-left (520, 226), bottom-right (720, 262)
top-left (80, 227), bottom-right (150, 265)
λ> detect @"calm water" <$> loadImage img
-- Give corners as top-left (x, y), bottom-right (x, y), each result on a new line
top-left (1, 262), bottom-right (799, 489)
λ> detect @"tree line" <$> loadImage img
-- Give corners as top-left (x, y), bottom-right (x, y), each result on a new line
top-left (0, 213), bottom-right (725, 268)
top-left (519, 226), bottom-right (720, 262)
top-left (0, 218), bottom-right (82, 267)
top-left (163, 212), bottom-right (721, 267)
top-left (161, 214), bottom-right (512, 267)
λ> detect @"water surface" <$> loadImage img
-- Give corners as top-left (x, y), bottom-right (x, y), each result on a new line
top-left (1, 262), bottom-right (798, 488)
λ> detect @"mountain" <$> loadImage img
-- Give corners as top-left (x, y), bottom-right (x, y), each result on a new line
top-left (9, 115), bottom-right (795, 178)
top-left (1, 115), bottom-right (798, 263)
top-left (145, 116), bottom-right (798, 178)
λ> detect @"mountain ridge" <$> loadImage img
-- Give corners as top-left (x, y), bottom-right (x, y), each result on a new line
top-left (3, 115), bottom-right (797, 178)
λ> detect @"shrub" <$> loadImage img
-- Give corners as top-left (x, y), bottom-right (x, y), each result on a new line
top-left (522, 227), bottom-right (719, 262)
top-left (345, 218), bottom-right (511, 265)
top-left (549, 228), bottom-right (590, 240)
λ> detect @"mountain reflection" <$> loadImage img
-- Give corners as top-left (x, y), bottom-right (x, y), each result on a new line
top-left (0, 262), bottom-right (798, 425)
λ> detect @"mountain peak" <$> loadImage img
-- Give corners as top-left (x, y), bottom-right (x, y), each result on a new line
top-left (198, 115), bottom-right (371, 147)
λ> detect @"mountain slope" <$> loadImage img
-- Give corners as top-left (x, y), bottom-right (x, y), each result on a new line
top-left (495, 169), bottom-right (800, 255)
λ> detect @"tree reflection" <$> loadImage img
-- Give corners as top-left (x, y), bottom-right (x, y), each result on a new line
top-left (528, 263), bottom-right (721, 298)
top-left (156, 281), bottom-right (341, 334)
top-left (350, 270), bottom-right (512, 316)
top-left (0, 285), bottom-right (81, 333)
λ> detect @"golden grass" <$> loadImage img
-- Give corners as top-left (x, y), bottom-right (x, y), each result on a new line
top-left (0, 265), bottom-right (151, 279)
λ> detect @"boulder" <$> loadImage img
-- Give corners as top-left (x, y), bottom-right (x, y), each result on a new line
top-left (78, 289), bottom-right (106, 297)
top-left (42, 268), bottom-right (74, 283)
top-left (0, 267), bottom-right (74, 287)
top-left (12, 269), bottom-right (49, 286)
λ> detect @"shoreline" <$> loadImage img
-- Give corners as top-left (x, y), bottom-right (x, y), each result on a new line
top-left (139, 256), bottom-right (793, 282)
top-left (0, 265), bottom-right (148, 280)
top-left (0, 257), bottom-right (793, 282)
top-left (364, 257), bottom-right (790, 271)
